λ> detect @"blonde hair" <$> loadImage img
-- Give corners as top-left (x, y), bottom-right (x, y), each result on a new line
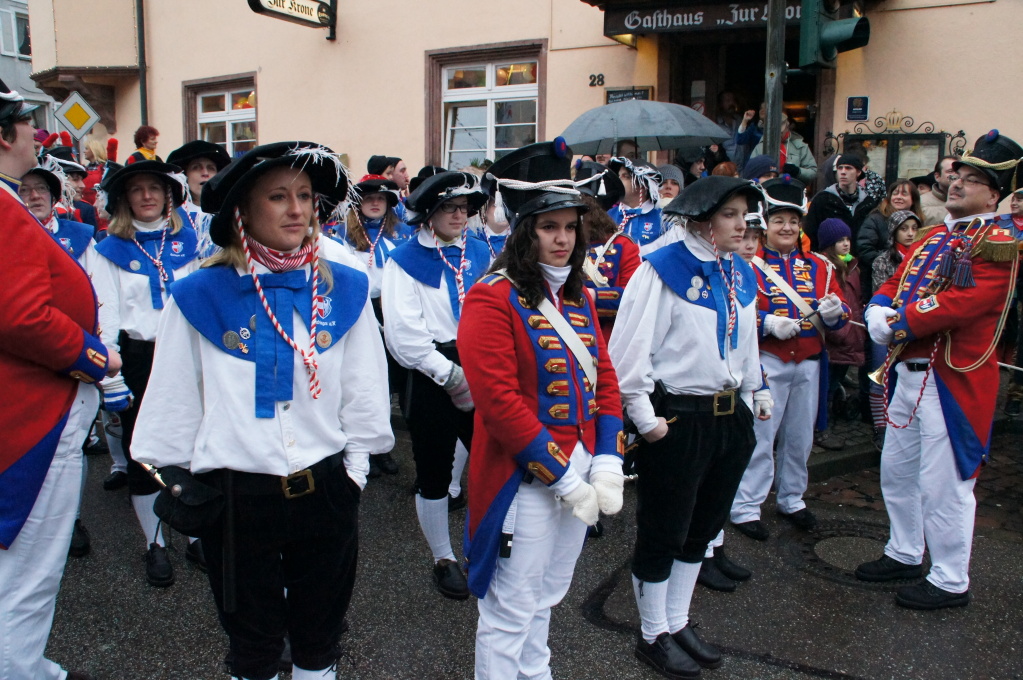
top-left (106, 185), bottom-right (183, 240)
top-left (85, 139), bottom-right (107, 163)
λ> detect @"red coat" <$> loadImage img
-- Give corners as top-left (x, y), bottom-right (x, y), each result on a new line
top-left (458, 274), bottom-right (623, 597)
top-left (0, 181), bottom-right (108, 548)
top-left (586, 233), bottom-right (641, 342)
top-left (874, 220), bottom-right (1018, 479)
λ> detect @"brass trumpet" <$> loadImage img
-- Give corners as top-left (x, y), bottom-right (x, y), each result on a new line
top-left (869, 343), bottom-right (905, 385)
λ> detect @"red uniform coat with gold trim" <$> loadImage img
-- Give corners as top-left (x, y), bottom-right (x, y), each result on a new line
top-left (459, 275), bottom-right (623, 597)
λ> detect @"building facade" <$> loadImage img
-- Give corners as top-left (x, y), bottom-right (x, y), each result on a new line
top-left (0, 0), bottom-right (52, 130)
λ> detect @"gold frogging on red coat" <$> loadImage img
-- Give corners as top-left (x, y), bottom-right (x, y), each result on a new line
top-left (538, 336), bottom-right (563, 350)
top-left (527, 315), bottom-right (554, 329)
top-left (548, 403), bottom-right (570, 419)
top-left (527, 462), bottom-right (556, 484)
top-left (547, 441), bottom-right (570, 466)
top-left (544, 358), bottom-right (567, 373)
top-left (568, 312), bottom-right (589, 327)
top-left (546, 380), bottom-right (569, 396)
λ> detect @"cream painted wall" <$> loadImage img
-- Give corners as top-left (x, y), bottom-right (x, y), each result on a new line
top-left (71, 0), bottom-right (638, 174)
top-left (28, 0), bottom-right (137, 71)
top-left (834, 0), bottom-right (1021, 148)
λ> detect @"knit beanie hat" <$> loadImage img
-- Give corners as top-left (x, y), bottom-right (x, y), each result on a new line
top-left (818, 217), bottom-right (851, 250)
top-left (836, 153), bottom-right (864, 174)
top-left (886, 209), bottom-right (919, 238)
top-left (656, 163), bottom-right (685, 187)
top-left (742, 154), bottom-right (779, 181)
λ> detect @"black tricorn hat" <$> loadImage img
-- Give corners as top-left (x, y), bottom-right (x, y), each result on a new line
top-left (202, 141), bottom-right (351, 247)
top-left (409, 165), bottom-right (446, 193)
top-left (0, 77), bottom-right (38, 128)
top-left (663, 176), bottom-right (764, 222)
top-left (910, 173), bottom-right (936, 189)
top-left (953, 129), bottom-right (1023, 200)
top-left (354, 177), bottom-right (401, 209)
top-left (44, 144), bottom-right (82, 167)
top-left (102, 160), bottom-right (185, 215)
top-left (404, 171), bottom-right (487, 226)
top-left (484, 138), bottom-right (588, 227)
top-left (575, 161), bottom-right (624, 211)
top-left (167, 140), bottom-right (232, 172)
top-left (761, 176), bottom-right (808, 215)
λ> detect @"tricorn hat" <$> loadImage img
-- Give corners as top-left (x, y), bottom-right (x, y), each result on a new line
top-left (404, 171), bottom-right (487, 226)
top-left (102, 160), bottom-right (185, 216)
top-left (953, 129), bottom-right (1023, 200)
top-left (354, 177), bottom-right (401, 209)
top-left (663, 175), bottom-right (764, 222)
top-left (760, 176), bottom-right (808, 216)
top-left (409, 165), bottom-right (446, 193)
top-left (167, 140), bottom-right (232, 172)
top-left (202, 141), bottom-right (352, 247)
top-left (484, 138), bottom-right (588, 227)
top-left (575, 161), bottom-right (624, 211)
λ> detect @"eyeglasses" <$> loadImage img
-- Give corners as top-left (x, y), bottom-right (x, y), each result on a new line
top-left (948, 174), bottom-right (992, 189)
top-left (19, 185), bottom-right (50, 197)
top-left (438, 202), bottom-right (470, 214)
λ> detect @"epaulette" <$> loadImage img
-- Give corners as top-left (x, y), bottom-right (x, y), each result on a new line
top-left (480, 273), bottom-right (506, 286)
top-left (914, 224), bottom-right (944, 243)
top-left (973, 226), bottom-right (1019, 262)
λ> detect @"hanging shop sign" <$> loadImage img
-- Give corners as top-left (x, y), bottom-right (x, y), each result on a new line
top-left (248, 0), bottom-right (334, 29)
top-left (604, 2), bottom-right (802, 36)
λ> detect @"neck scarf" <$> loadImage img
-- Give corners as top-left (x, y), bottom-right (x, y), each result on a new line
top-left (247, 238), bottom-right (316, 273)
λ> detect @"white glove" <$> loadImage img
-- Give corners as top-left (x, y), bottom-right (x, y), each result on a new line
top-left (818, 293), bottom-right (845, 325)
top-left (99, 375), bottom-right (133, 412)
top-left (590, 470), bottom-right (625, 515)
top-left (865, 305), bottom-right (899, 345)
top-left (561, 481), bottom-right (600, 526)
top-left (753, 389), bottom-right (774, 419)
top-left (443, 364), bottom-right (474, 412)
top-left (763, 314), bottom-right (801, 340)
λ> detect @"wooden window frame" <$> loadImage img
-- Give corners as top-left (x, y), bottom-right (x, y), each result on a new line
top-left (182, 72), bottom-right (257, 150)
top-left (425, 40), bottom-right (547, 167)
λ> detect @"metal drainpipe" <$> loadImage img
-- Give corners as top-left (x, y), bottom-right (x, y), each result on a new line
top-left (136, 0), bottom-right (148, 125)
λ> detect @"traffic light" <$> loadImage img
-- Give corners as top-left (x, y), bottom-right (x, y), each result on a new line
top-left (798, 0), bottom-right (870, 69)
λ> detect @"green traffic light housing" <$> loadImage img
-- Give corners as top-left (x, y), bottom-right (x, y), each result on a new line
top-left (799, 0), bottom-right (870, 69)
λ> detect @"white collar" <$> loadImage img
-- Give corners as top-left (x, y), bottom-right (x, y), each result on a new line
top-left (133, 217), bottom-right (167, 232)
top-left (685, 230), bottom-right (732, 263)
top-left (539, 263), bottom-right (571, 298)
top-left (419, 227), bottom-right (463, 249)
top-left (944, 212), bottom-right (997, 230)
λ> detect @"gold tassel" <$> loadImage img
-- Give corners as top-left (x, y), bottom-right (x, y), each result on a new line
top-left (973, 239), bottom-right (1019, 262)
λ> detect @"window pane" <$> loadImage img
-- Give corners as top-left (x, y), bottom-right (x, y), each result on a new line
top-left (447, 151), bottom-right (486, 171)
top-left (201, 94), bottom-right (226, 113)
top-left (200, 122), bottom-right (227, 145)
top-left (446, 67), bottom-right (486, 90)
top-left (232, 121), bottom-right (257, 142)
top-left (494, 100), bottom-right (536, 125)
top-left (449, 126), bottom-right (487, 152)
top-left (495, 124), bottom-right (536, 150)
top-left (16, 15), bottom-right (29, 56)
top-left (0, 13), bottom-right (13, 54)
top-left (898, 138), bottom-right (941, 181)
top-left (232, 91), bottom-right (256, 110)
top-left (495, 62), bottom-right (537, 87)
top-left (233, 140), bottom-right (257, 155)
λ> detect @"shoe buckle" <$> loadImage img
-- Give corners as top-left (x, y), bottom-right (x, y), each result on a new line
top-left (281, 469), bottom-right (315, 499)
top-left (712, 390), bottom-right (735, 416)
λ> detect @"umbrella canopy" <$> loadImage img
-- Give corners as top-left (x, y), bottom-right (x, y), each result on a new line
top-left (561, 98), bottom-right (730, 156)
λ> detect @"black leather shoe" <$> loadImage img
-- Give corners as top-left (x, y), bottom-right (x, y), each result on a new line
top-left (634, 632), bottom-right (701, 678)
top-left (82, 436), bottom-right (108, 456)
top-left (186, 539), bottom-right (208, 573)
top-left (374, 452), bottom-right (399, 475)
top-left (777, 508), bottom-right (817, 531)
top-left (102, 470), bottom-right (128, 491)
top-left (69, 519), bottom-right (90, 558)
top-left (367, 455), bottom-right (382, 479)
top-left (448, 490), bottom-right (466, 512)
top-left (672, 623), bottom-right (722, 669)
top-left (731, 520), bottom-right (769, 541)
top-left (433, 559), bottom-right (469, 600)
top-left (855, 555), bottom-right (923, 582)
top-left (896, 581), bottom-right (970, 610)
top-left (697, 557), bottom-right (736, 592)
top-left (713, 546), bottom-right (751, 582)
top-left (814, 431), bottom-right (845, 451)
top-left (871, 427), bottom-right (886, 452)
top-left (145, 543), bottom-right (174, 587)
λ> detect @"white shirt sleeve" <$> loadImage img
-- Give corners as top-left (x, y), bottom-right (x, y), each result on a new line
top-left (381, 258), bottom-right (455, 385)
top-left (88, 252), bottom-right (123, 351)
top-left (608, 262), bottom-right (670, 435)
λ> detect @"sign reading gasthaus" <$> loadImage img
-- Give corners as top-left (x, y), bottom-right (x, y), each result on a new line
top-left (248, 0), bottom-right (333, 28)
top-left (604, 2), bottom-right (801, 35)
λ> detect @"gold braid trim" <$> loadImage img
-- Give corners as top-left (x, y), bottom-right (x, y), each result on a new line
top-left (958, 149), bottom-right (1023, 192)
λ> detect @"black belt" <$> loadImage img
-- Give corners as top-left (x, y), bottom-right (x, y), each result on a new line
top-left (805, 353), bottom-right (822, 361)
top-left (196, 452), bottom-right (345, 499)
top-left (434, 340), bottom-right (460, 363)
top-left (661, 389), bottom-right (738, 417)
top-left (902, 361), bottom-right (930, 372)
top-left (118, 331), bottom-right (155, 355)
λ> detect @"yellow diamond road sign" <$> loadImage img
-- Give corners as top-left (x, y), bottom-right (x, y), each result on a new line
top-left (55, 92), bottom-right (100, 140)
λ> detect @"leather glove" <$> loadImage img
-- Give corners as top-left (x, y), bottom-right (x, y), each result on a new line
top-left (99, 375), bottom-right (133, 412)
top-left (443, 364), bottom-right (474, 412)
top-left (590, 470), bottom-right (625, 515)
top-left (753, 389), bottom-right (774, 419)
top-left (865, 305), bottom-right (899, 345)
top-left (560, 481), bottom-right (600, 526)
top-left (818, 293), bottom-right (845, 325)
top-left (763, 314), bottom-right (801, 340)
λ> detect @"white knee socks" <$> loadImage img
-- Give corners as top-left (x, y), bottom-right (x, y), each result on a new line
top-left (666, 560), bottom-right (701, 633)
top-left (415, 494), bottom-right (455, 563)
top-left (131, 491), bottom-right (165, 547)
top-left (632, 575), bottom-right (669, 643)
top-left (448, 439), bottom-right (469, 498)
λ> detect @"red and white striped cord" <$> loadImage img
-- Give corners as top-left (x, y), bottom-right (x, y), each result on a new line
top-left (708, 229), bottom-right (737, 338)
top-left (365, 218), bottom-right (387, 268)
top-left (236, 206), bottom-right (322, 400)
top-left (131, 187), bottom-right (174, 282)
top-left (433, 230), bottom-right (470, 307)
top-left (881, 340), bottom-right (940, 429)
